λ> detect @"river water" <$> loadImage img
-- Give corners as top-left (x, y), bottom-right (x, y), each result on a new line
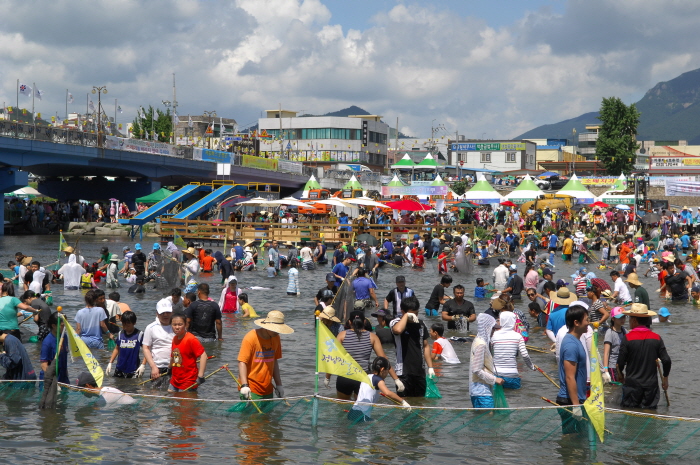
top-left (0, 235), bottom-right (696, 464)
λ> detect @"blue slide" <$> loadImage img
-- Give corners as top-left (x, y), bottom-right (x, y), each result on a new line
top-left (119, 184), bottom-right (211, 226)
top-left (171, 185), bottom-right (237, 220)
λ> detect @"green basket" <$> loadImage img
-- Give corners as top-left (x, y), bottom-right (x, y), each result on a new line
top-left (425, 375), bottom-right (442, 399)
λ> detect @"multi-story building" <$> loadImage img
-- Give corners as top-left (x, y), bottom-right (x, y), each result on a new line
top-left (578, 124), bottom-right (599, 158)
top-left (257, 110), bottom-right (389, 171)
top-left (449, 139), bottom-right (537, 172)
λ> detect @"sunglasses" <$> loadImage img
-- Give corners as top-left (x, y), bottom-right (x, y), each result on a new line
top-left (527, 293), bottom-right (536, 297)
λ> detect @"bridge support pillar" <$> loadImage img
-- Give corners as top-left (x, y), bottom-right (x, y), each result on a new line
top-left (0, 168), bottom-right (30, 236)
top-left (38, 177), bottom-right (161, 209)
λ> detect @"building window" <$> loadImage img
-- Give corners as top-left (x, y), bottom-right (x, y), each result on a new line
top-left (481, 152), bottom-right (491, 163)
top-left (506, 152), bottom-right (516, 162)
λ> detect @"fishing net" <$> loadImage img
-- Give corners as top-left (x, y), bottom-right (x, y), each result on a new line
top-left (425, 375), bottom-right (441, 399)
top-left (330, 270), bottom-right (357, 324)
top-left (162, 254), bottom-right (182, 288)
top-left (3, 383), bottom-right (700, 461)
top-left (492, 383), bottom-right (509, 408)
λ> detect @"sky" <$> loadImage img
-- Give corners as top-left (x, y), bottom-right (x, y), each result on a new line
top-left (1, 0), bottom-right (699, 139)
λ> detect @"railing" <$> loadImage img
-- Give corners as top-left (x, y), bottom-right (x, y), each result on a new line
top-left (159, 219), bottom-right (472, 244)
top-left (322, 170), bottom-right (383, 182)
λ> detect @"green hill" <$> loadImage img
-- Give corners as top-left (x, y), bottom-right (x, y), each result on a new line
top-left (515, 67), bottom-right (700, 144)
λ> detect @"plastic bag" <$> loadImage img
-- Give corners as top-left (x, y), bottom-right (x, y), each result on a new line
top-left (108, 338), bottom-right (116, 351)
top-left (425, 375), bottom-right (442, 399)
top-left (493, 383), bottom-right (509, 408)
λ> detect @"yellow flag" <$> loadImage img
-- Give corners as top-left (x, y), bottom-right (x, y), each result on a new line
top-left (62, 315), bottom-right (104, 387)
top-left (317, 319), bottom-right (373, 387)
top-left (584, 331), bottom-right (605, 442)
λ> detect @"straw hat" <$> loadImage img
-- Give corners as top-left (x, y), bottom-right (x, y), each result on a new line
top-left (601, 289), bottom-right (613, 299)
top-left (63, 246), bottom-right (75, 253)
top-left (182, 247), bottom-right (196, 256)
top-left (21, 256), bottom-right (33, 266)
top-left (244, 240), bottom-right (256, 247)
top-left (255, 310), bottom-right (294, 334)
top-left (623, 303), bottom-right (657, 317)
top-left (318, 306), bottom-right (341, 323)
top-left (625, 273), bottom-right (642, 286)
top-left (552, 287), bottom-right (576, 305)
top-left (244, 246), bottom-right (253, 252)
top-left (283, 241), bottom-right (295, 247)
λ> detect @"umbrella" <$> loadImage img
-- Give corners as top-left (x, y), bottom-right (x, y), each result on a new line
top-left (590, 278), bottom-right (611, 292)
top-left (641, 213), bottom-right (661, 224)
top-left (500, 200), bottom-right (517, 207)
top-left (590, 201), bottom-right (609, 208)
top-left (538, 171), bottom-right (559, 178)
top-left (615, 205), bottom-right (631, 210)
top-left (355, 233), bottom-right (378, 246)
top-left (312, 198), bottom-right (356, 208)
top-left (238, 197), bottom-right (278, 207)
top-left (344, 196), bottom-right (388, 208)
top-left (268, 197), bottom-right (310, 208)
top-left (385, 199), bottom-right (431, 211)
top-left (454, 201), bottom-right (479, 208)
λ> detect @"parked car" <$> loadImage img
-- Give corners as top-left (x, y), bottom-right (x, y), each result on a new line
top-left (535, 176), bottom-right (568, 190)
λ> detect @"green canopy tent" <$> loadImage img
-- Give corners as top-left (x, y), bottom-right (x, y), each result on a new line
top-left (343, 174), bottom-right (364, 191)
top-left (135, 187), bottom-right (174, 204)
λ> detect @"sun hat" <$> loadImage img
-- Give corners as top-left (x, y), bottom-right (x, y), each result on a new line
top-left (611, 306), bottom-right (626, 319)
top-left (153, 243), bottom-right (161, 250)
top-left (371, 308), bottom-right (392, 319)
top-left (21, 256), bottom-right (33, 266)
top-left (110, 254), bottom-right (119, 262)
top-left (658, 307), bottom-right (671, 318)
top-left (318, 306), bottom-right (341, 323)
top-left (601, 289), bottom-right (613, 299)
top-left (283, 241), bottom-right (295, 246)
top-left (552, 287), bottom-right (576, 305)
top-left (63, 246), bottom-right (75, 253)
top-left (244, 246), bottom-right (253, 252)
top-left (134, 243), bottom-right (142, 250)
top-left (623, 303), bottom-right (657, 317)
top-left (625, 273), bottom-right (642, 286)
top-left (156, 298), bottom-right (173, 314)
top-left (244, 240), bottom-right (256, 247)
top-left (255, 310), bottom-right (294, 334)
top-left (182, 247), bottom-right (197, 256)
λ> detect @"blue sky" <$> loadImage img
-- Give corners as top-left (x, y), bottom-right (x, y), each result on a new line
top-left (1, 0), bottom-right (698, 139)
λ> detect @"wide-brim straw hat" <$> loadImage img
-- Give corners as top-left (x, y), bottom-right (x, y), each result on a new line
top-left (182, 247), bottom-right (197, 256)
top-left (625, 273), bottom-right (642, 287)
top-left (283, 241), bottom-right (295, 247)
top-left (255, 310), bottom-right (294, 334)
top-left (21, 256), bottom-right (33, 266)
top-left (601, 289), bottom-right (614, 299)
top-left (244, 240), bottom-right (256, 247)
top-left (318, 306), bottom-right (341, 323)
top-left (63, 246), bottom-right (75, 253)
top-left (623, 303), bottom-right (657, 317)
top-left (552, 287), bottom-right (576, 305)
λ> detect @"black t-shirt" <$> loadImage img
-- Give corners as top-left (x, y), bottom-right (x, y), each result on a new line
top-left (375, 326), bottom-right (394, 345)
top-left (394, 319), bottom-right (429, 376)
top-left (507, 274), bottom-right (524, 297)
top-left (385, 287), bottom-right (414, 317)
top-left (30, 298), bottom-right (52, 329)
top-left (316, 285), bottom-right (338, 302)
top-left (665, 271), bottom-right (688, 298)
top-left (333, 249), bottom-right (345, 264)
top-left (128, 284), bottom-right (145, 294)
top-left (426, 284), bottom-right (445, 311)
top-left (185, 300), bottom-right (222, 339)
top-left (131, 252), bottom-right (147, 274)
top-left (442, 298), bottom-right (476, 330)
top-left (393, 254), bottom-right (405, 266)
top-left (525, 249), bottom-right (537, 262)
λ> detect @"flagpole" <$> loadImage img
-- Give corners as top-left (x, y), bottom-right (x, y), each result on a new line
top-left (32, 82), bottom-right (35, 139)
top-left (312, 316), bottom-right (319, 428)
top-left (114, 99), bottom-right (117, 133)
top-left (65, 89), bottom-right (68, 121)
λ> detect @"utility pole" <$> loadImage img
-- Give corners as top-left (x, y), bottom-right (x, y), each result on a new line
top-left (92, 85), bottom-right (108, 147)
top-left (572, 128), bottom-right (577, 174)
top-left (279, 103), bottom-right (283, 159)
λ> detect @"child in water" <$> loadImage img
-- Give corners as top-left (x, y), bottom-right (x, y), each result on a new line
top-left (169, 313), bottom-right (207, 392)
top-left (474, 278), bottom-right (488, 298)
top-left (267, 261), bottom-right (277, 278)
top-left (347, 357), bottom-right (410, 422)
top-left (238, 293), bottom-right (259, 317)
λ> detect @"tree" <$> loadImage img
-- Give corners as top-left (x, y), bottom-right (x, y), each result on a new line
top-left (451, 180), bottom-right (469, 196)
top-left (131, 106), bottom-right (172, 142)
top-left (595, 97), bottom-right (640, 175)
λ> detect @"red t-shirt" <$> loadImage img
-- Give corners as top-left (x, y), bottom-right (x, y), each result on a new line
top-left (93, 270), bottom-right (106, 283)
top-left (200, 255), bottom-right (215, 272)
top-left (413, 252), bottom-right (425, 268)
top-left (438, 253), bottom-right (447, 272)
top-left (170, 332), bottom-right (205, 389)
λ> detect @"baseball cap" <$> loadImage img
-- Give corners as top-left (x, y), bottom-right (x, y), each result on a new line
top-left (578, 267), bottom-right (587, 274)
top-left (509, 264), bottom-right (517, 271)
top-left (156, 298), bottom-right (173, 314)
top-left (543, 268), bottom-right (555, 276)
top-left (122, 246), bottom-right (130, 252)
top-left (556, 279), bottom-right (569, 287)
top-left (371, 308), bottom-right (391, 319)
top-left (325, 273), bottom-right (335, 282)
top-left (153, 243), bottom-right (161, 250)
top-left (77, 371), bottom-right (97, 388)
top-left (658, 307), bottom-right (671, 318)
top-left (134, 243), bottom-right (142, 250)
top-left (611, 306), bottom-right (626, 319)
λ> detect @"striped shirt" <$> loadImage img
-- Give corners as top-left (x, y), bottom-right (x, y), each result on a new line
top-left (342, 330), bottom-right (373, 373)
top-left (490, 331), bottom-right (534, 377)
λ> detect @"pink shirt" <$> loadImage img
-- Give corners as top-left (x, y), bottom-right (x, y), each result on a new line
top-left (525, 270), bottom-right (539, 290)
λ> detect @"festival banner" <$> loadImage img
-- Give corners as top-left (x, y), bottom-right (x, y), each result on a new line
top-left (317, 319), bottom-right (373, 387)
top-left (193, 148), bottom-right (232, 164)
top-left (278, 160), bottom-right (304, 174)
top-left (578, 177), bottom-right (617, 186)
top-left (381, 185), bottom-right (449, 196)
top-left (174, 231), bottom-right (187, 249)
top-left (104, 136), bottom-right (178, 157)
top-left (242, 155), bottom-right (278, 170)
top-left (664, 180), bottom-right (700, 196)
top-left (583, 331), bottom-right (605, 442)
top-left (62, 315), bottom-right (104, 387)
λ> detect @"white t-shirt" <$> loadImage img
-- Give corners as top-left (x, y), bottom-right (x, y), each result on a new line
top-left (142, 319), bottom-right (174, 368)
top-left (614, 278), bottom-right (632, 302)
top-left (493, 265), bottom-right (509, 290)
top-left (300, 247), bottom-right (313, 263)
top-left (58, 261), bottom-right (84, 288)
top-left (100, 386), bottom-right (135, 407)
top-left (432, 338), bottom-right (460, 364)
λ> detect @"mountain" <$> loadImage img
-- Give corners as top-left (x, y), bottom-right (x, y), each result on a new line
top-left (515, 67), bottom-right (700, 144)
top-left (321, 105), bottom-right (370, 117)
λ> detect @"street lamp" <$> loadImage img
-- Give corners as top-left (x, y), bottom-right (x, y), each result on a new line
top-left (162, 100), bottom-right (172, 143)
top-left (203, 110), bottom-right (217, 148)
top-left (162, 74), bottom-right (179, 144)
top-left (92, 85), bottom-right (108, 147)
top-left (572, 128), bottom-right (577, 174)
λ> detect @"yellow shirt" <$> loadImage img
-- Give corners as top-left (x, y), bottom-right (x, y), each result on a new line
top-left (562, 238), bottom-right (574, 255)
top-left (242, 302), bottom-right (258, 317)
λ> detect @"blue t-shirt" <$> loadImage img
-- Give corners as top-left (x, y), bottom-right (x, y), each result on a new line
top-left (332, 263), bottom-right (349, 286)
top-left (115, 329), bottom-right (143, 374)
top-left (480, 249), bottom-right (489, 259)
top-left (40, 332), bottom-right (70, 384)
top-left (546, 305), bottom-right (568, 335)
top-left (353, 277), bottom-right (377, 300)
top-left (75, 306), bottom-right (106, 349)
top-left (681, 235), bottom-right (690, 248)
top-left (549, 234), bottom-right (558, 249)
top-left (384, 241), bottom-right (394, 256)
top-left (474, 286), bottom-right (487, 298)
top-left (234, 245), bottom-right (245, 260)
top-left (267, 266), bottom-right (277, 277)
top-left (558, 333), bottom-right (588, 401)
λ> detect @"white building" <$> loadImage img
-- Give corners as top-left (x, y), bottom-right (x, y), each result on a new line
top-left (257, 110), bottom-right (389, 171)
top-left (450, 140), bottom-right (537, 172)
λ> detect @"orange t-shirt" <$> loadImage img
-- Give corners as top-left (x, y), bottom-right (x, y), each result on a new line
top-left (200, 255), bottom-right (215, 272)
top-left (619, 244), bottom-right (631, 264)
top-left (237, 329), bottom-right (282, 396)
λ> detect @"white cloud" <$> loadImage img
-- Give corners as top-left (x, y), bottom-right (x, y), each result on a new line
top-left (1, 0), bottom-right (700, 140)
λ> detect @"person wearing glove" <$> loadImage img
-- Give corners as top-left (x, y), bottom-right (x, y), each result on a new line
top-left (602, 306), bottom-right (627, 384)
top-left (555, 304), bottom-right (590, 434)
top-left (168, 314), bottom-right (207, 392)
top-left (347, 356), bottom-right (410, 422)
top-left (107, 310), bottom-right (144, 378)
top-left (440, 284), bottom-right (476, 330)
top-left (390, 296), bottom-right (434, 398)
top-left (238, 310), bottom-right (294, 401)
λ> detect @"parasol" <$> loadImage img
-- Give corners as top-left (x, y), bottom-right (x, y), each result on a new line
top-left (385, 199), bottom-right (431, 211)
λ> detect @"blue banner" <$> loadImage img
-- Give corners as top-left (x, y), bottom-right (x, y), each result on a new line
top-left (194, 148), bottom-right (232, 163)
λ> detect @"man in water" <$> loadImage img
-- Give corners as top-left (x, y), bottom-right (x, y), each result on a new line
top-left (610, 271), bottom-right (632, 304)
top-left (390, 296), bottom-right (434, 397)
top-left (142, 299), bottom-right (174, 386)
top-left (352, 267), bottom-right (378, 313)
top-left (440, 284), bottom-right (476, 331)
top-left (383, 275), bottom-right (414, 319)
top-left (617, 303), bottom-right (671, 409)
top-left (556, 304), bottom-right (589, 434)
top-left (185, 284), bottom-right (223, 342)
top-left (315, 273), bottom-right (339, 307)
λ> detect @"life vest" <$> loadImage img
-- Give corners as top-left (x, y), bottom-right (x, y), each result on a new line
top-left (81, 273), bottom-right (93, 289)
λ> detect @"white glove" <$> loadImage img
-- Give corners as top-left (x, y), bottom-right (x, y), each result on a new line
top-left (407, 313), bottom-right (419, 323)
top-left (571, 406), bottom-right (583, 420)
top-left (401, 400), bottom-right (411, 412)
top-left (240, 386), bottom-right (252, 400)
top-left (602, 371), bottom-right (612, 384)
top-left (275, 385), bottom-right (285, 398)
top-left (135, 364), bottom-right (146, 378)
top-left (324, 377), bottom-right (331, 389)
top-left (394, 378), bottom-right (405, 392)
top-left (428, 368), bottom-right (436, 378)
top-left (106, 363), bottom-right (112, 375)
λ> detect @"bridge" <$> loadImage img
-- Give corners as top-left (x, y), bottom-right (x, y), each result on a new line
top-left (0, 121), bottom-right (311, 231)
